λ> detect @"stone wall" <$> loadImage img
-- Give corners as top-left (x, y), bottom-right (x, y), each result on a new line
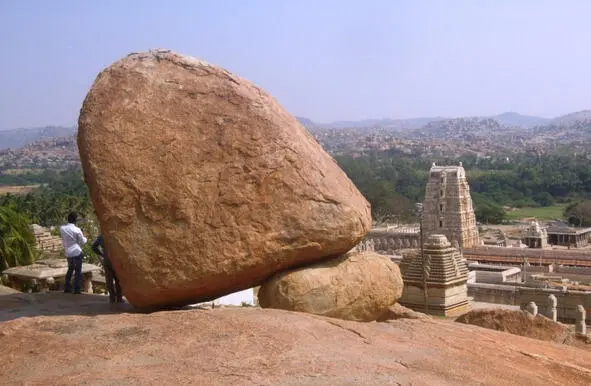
top-left (468, 282), bottom-right (591, 323)
top-left (30, 224), bottom-right (63, 257)
top-left (468, 283), bottom-right (519, 305)
top-left (472, 268), bottom-right (521, 284)
top-left (517, 287), bottom-right (591, 323)
top-left (556, 266), bottom-right (591, 276)
top-left (464, 246), bottom-right (591, 267)
top-left (360, 229), bottom-right (420, 254)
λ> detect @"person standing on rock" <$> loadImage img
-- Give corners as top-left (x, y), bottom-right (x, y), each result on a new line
top-left (60, 212), bottom-right (87, 294)
top-left (92, 234), bottom-right (123, 303)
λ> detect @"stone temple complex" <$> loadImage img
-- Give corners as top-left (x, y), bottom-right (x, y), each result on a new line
top-left (422, 163), bottom-right (480, 249)
top-left (399, 234), bottom-right (471, 316)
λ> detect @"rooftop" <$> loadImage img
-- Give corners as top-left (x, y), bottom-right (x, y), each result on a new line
top-left (547, 226), bottom-right (591, 235)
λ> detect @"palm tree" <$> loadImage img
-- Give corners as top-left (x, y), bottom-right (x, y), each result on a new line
top-left (0, 206), bottom-right (37, 272)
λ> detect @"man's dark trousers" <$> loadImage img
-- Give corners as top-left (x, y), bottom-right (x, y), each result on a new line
top-left (104, 258), bottom-right (122, 302)
top-left (64, 253), bottom-right (83, 293)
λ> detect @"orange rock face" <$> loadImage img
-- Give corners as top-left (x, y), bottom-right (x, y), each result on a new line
top-left (77, 49), bottom-right (371, 308)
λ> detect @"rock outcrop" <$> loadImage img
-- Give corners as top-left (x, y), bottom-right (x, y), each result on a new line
top-left (456, 308), bottom-right (578, 345)
top-left (77, 49), bottom-right (371, 308)
top-left (0, 284), bottom-right (19, 295)
top-left (2, 295), bottom-right (591, 385)
top-left (377, 303), bottom-right (430, 321)
top-left (258, 251), bottom-right (403, 321)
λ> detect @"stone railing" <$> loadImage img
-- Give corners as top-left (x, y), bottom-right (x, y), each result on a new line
top-left (353, 228), bottom-right (421, 254)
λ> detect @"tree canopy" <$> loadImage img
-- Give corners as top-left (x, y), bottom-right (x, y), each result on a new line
top-left (336, 151), bottom-right (589, 224)
top-left (0, 206), bottom-right (37, 271)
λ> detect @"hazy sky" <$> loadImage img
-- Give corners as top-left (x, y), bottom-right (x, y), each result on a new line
top-left (1, 0), bottom-right (591, 129)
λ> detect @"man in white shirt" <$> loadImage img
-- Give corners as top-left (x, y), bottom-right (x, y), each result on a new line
top-left (60, 212), bottom-right (87, 294)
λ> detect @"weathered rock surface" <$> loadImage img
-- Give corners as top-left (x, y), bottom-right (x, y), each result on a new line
top-left (2, 293), bottom-right (591, 385)
top-left (377, 303), bottom-right (430, 321)
top-left (456, 308), bottom-right (580, 346)
top-left (77, 49), bottom-right (371, 308)
top-left (0, 284), bottom-right (19, 295)
top-left (258, 251), bottom-right (403, 321)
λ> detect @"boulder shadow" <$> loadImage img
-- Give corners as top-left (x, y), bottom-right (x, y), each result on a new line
top-left (0, 291), bottom-right (140, 322)
top-left (0, 291), bottom-right (218, 322)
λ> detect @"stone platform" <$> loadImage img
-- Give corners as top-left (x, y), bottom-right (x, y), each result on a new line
top-left (2, 259), bottom-right (101, 293)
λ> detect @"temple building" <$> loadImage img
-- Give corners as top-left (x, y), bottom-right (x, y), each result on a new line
top-left (547, 226), bottom-right (591, 248)
top-left (399, 234), bottom-right (471, 317)
top-left (422, 163), bottom-right (480, 249)
top-left (522, 221), bottom-right (549, 248)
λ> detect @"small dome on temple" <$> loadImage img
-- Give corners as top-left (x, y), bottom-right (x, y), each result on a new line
top-left (425, 234), bottom-right (451, 248)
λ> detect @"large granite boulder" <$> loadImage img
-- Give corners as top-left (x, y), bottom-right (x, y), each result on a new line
top-left (77, 49), bottom-right (371, 308)
top-left (258, 251), bottom-right (403, 321)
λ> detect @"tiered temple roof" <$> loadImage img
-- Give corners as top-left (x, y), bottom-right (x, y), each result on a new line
top-left (399, 234), bottom-right (471, 316)
top-left (400, 234), bottom-right (469, 285)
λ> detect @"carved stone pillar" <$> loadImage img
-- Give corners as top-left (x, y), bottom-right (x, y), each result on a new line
top-left (576, 305), bottom-right (586, 335)
top-left (546, 294), bottom-right (557, 322)
top-left (525, 301), bottom-right (538, 316)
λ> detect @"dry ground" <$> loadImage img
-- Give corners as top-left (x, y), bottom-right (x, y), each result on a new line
top-left (0, 184), bottom-right (40, 195)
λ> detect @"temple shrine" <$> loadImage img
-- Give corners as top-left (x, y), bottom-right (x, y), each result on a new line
top-left (399, 234), bottom-right (471, 316)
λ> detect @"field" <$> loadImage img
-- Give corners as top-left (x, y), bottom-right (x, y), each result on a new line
top-left (2, 168), bottom-right (43, 175)
top-left (504, 204), bottom-right (567, 221)
top-left (0, 185), bottom-right (39, 195)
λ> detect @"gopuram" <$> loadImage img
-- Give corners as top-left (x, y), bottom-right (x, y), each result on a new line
top-left (422, 163), bottom-right (480, 249)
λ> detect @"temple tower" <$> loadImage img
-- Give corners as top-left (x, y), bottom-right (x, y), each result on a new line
top-left (423, 162), bottom-right (480, 249)
top-left (399, 234), bottom-right (471, 316)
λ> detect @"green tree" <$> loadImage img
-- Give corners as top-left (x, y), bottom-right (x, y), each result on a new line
top-left (473, 193), bottom-right (506, 224)
top-left (0, 206), bottom-right (37, 271)
top-left (564, 200), bottom-right (591, 227)
top-left (534, 192), bottom-right (554, 207)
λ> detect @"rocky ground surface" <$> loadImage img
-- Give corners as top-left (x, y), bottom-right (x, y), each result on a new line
top-left (456, 308), bottom-right (591, 350)
top-left (0, 284), bottom-right (20, 295)
top-left (2, 292), bottom-right (591, 385)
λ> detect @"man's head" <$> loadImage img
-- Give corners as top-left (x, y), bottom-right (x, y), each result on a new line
top-left (67, 211), bottom-right (78, 224)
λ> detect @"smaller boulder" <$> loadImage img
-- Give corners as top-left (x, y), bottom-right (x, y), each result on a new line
top-left (258, 251), bottom-right (403, 322)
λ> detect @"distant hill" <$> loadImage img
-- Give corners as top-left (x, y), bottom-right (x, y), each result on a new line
top-left (490, 112), bottom-right (548, 128)
top-left (296, 117), bottom-right (316, 128)
top-left (530, 110), bottom-right (591, 141)
top-left (411, 117), bottom-right (506, 139)
top-left (548, 110), bottom-right (591, 126)
top-left (326, 117), bottom-right (444, 130)
top-left (0, 126), bottom-right (76, 150)
top-left (4, 109), bottom-right (589, 151)
top-left (298, 112), bottom-right (559, 130)
top-left (297, 117), bottom-right (445, 130)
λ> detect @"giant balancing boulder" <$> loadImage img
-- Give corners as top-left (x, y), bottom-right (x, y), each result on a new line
top-left (77, 49), bottom-right (371, 308)
top-left (258, 251), bottom-right (403, 322)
